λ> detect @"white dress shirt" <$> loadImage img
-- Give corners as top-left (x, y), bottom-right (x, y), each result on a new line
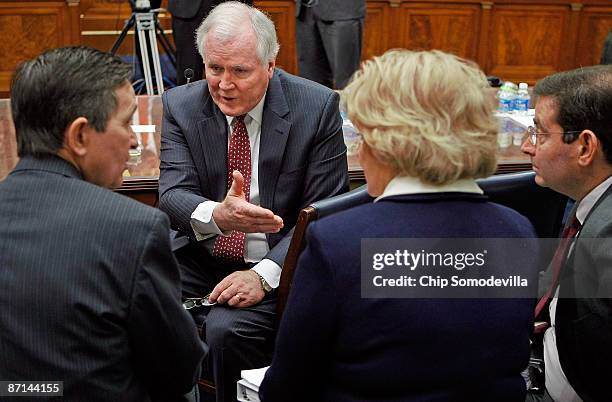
top-left (544, 175), bottom-right (612, 402)
top-left (375, 175), bottom-right (484, 202)
top-left (188, 94), bottom-right (282, 288)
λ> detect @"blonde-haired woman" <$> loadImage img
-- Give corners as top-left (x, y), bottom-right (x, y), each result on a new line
top-left (261, 50), bottom-right (537, 402)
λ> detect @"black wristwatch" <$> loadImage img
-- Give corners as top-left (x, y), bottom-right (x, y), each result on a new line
top-left (255, 272), bottom-right (273, 293)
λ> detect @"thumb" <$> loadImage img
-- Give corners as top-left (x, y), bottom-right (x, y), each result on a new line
top-left (228, 170), bottom-right (246, 198)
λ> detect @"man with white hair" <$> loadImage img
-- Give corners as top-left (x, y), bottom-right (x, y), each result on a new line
top-left (159, 2), bottom-right (349, 401)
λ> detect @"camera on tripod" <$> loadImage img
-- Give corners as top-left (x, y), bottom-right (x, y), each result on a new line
top-left (111, 0), bottom-right (175, 95)
top-left (130, 0), bottom-right (162, 12)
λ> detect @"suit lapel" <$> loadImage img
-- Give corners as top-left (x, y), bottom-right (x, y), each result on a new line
top-left (198, 92), bottom-right (228, 201)
top-left (580, 183), bottom-right (612, 236)
top-left (259, 72), bottom-right (291, 209)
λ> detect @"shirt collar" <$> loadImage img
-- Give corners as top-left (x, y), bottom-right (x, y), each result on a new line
top-left (224, 92), bottom-right (267, 127)
top-left (375, 175), bottom-right (484, 202)
top-left (575, 175), bottom-right (612, 225)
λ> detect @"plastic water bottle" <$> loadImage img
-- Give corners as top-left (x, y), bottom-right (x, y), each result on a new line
top-left (342, 118), bottom-right (360, 155)
top-left (512, 124), bottom-right (525, 146)
top-left (497, 116), bottom-right (512, 149)
top-left (514, 82), bottom-right (530, 115)
top-left (498, 82), bottom-right (516, 113)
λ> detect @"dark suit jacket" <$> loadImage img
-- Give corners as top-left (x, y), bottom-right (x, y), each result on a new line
top-left (295, 0), bottom-right (366, 20)
top-left (601, 31), bottom-right (612, 65)
top-left (261, 193), bottom-right (538, 402)
top-left (0, 156), bottom-right (205, 402)
top-left (168, 0), bottom-right (203, 19)
top-left (556, 185), bottom-right (612, 402)
top-left (159, 68), bottom-right (349, 266)
top-left (168, 0), bottom-right (253, 19)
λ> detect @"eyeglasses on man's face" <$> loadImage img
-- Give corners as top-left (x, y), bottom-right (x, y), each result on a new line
top-left (524, 126), bottom-right (582, 146)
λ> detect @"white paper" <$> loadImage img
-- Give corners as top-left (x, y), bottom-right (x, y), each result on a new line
top-left (130, 124), bottom-right (156, 133)
top-left (240, 366), bottom-right (269, 389)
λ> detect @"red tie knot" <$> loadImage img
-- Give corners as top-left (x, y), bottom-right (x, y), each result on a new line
top-left (563, 214), bottom-right (582, 238)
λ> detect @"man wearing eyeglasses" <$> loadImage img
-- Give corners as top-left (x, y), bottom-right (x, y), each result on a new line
top-left (521, 65), bottom-right (612, 402)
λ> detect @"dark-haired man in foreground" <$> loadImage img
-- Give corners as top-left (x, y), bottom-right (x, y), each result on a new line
top-left (522, 65), bottom-right (612, 401)
top-left (0, 46), bottom-right (205, 402)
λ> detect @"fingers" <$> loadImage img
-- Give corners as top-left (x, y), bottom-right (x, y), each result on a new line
top-left (217, 284), bottom-right (241, 305)
top-left (211, 272), bottom-right (245, 304)
top-left (227, 170), bottom-right (245, 198)
top-left (227, 293), bottom-right (243, 307)
top-left (214, 194), bottom-right (284, 233)
top-left (235, 205), bottom-right (283, 233)
top-left (238, 202), bottom-right (276, 220)
top-left (208, 280), bottom-right (230, 303)
top-left (209, 271), bottom-right (265, 308)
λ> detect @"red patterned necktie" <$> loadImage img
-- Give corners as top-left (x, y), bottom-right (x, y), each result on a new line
top-left (534, 214), bottom-right (582, 318)
top-left (212, 115), bottom-right (251, 263)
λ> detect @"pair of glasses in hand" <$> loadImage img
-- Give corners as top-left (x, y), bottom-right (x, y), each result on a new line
top-left (183, 294), bottom-right (216, 310)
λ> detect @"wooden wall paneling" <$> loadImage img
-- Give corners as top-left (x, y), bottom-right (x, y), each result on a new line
top-left (362, 1), bottom-right (390, 61)
top-left (78, 0), bottom-right (294, 74)
top-left (476, 2), bottom-right (493, 71)
top-left (575, 5), bottom-right (612, 66)
top-left (255, 1), bottom-right (296, 74)
top-left (67, 0), bottom-right (82, 45)
top-left (487, 4), bottom-right (571, 85)
top-left (0, 2), bottom-right (76, 96)
top-left (559, 3), bottom-right (583, 71)
top-left (380, 1), bottom-right (404, 51)
top-left (1, 1), bottom-right (612, 98)
top-left (394, 2), bottom-right (481, 61)
top-left (0, 99), bottom-right (16, 182)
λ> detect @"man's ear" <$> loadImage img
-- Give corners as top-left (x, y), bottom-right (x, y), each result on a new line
top-left (576, 129), bottom-right (599, 167)
top-left (267, 60), bottom-right (275, 79)
top-left (63, 117), bottom-right (90, 157)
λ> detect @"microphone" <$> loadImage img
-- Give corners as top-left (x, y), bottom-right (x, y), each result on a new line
top-left (184, 68), bottom-right (194, 84)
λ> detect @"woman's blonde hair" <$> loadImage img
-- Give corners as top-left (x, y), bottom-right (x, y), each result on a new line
top-left (343, 49), bottom-right (498, 185)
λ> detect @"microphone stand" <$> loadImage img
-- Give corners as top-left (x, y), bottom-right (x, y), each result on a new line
top-left (184, 68), bottom-right (194, 84)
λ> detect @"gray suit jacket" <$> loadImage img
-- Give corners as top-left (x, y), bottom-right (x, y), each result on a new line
top-left (556, 184), bottom-right (612, 402)
top-left (159, 68), bottom-right (349, 266)
top-left (295, 0), bottom-right (366, 20)
top-left (0, 156), bottom-right (205, 402)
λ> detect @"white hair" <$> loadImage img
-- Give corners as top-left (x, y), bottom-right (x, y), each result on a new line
top-left (195, 1), bottom-right (280, 65)
top-left (343, 49), bottom-right (499, 185)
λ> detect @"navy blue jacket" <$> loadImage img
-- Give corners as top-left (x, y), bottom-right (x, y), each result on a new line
top-left (261, 193), bottom-right (538, 402)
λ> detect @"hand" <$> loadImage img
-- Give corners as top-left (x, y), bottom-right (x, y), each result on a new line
top-left (209, 270), bottom-right (265, 308)
top-left (213, 170), bottom-right (284, 233)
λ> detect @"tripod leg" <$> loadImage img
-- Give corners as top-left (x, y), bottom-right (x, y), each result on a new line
top-left (137, 29), bottom-right (155, 95)
top-left (155, 19), bottom-right (176, 68)
top-left (132, 28), bottom-right (147, 95)
top-left (146, 26), bottom-right (165, 94)
top-left (111, 15), bottom-right (136, 55)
